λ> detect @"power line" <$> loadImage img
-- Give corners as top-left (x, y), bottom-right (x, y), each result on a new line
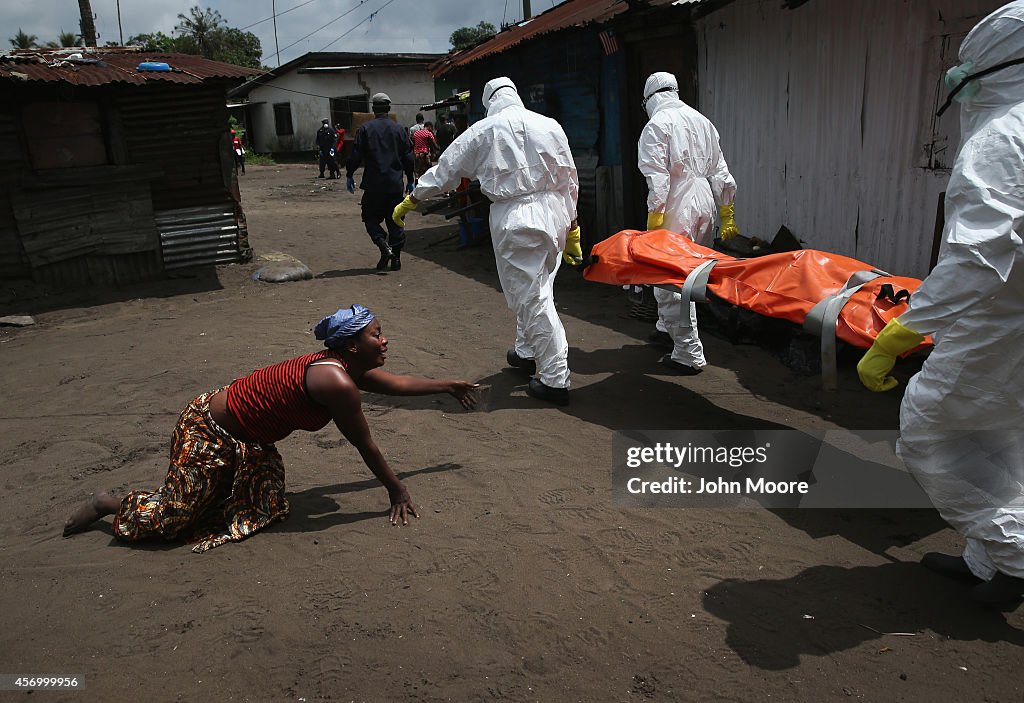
top-left (239, 0), bottom-right (320, 31)
top-left (268, 0), bottom-right (369, 60)
top-left (317, 0), bottom-right (398, 52)
top-left (245, 0), bottom-right (434, 101)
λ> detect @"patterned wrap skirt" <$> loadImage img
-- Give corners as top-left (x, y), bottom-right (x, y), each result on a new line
top-left (112, 389), bottom-right (290, 553)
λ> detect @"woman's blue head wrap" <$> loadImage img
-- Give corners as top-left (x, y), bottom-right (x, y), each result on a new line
top-left (314, 305), bottom-right (376, 349)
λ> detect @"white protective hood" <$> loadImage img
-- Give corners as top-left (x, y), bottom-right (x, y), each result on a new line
top-left (954, 0), bottom-right (1024, 135)
top-left (483, 77), bottom-right (524, 116)
top-left (643, 71), bottom-right (681, 119)
top-left (637, 71), bottom-right (736, 245)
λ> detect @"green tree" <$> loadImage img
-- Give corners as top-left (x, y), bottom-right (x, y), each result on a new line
top-left (9, 28), bottom-right (38, 49)
top-left (174, 6), bottom-right (225, 57)
top-left (127, 31), bottom-right (192, 53)
top-left (449, 21), bottom-right (497, 51)
top-left (46, 30), bottom-right (82, 48)
top-left (129, 23), bottom-right (261, 69)
top-left (207, 27), bottom-right (262, 69)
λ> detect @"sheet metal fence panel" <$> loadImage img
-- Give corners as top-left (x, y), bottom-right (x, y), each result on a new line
top-left (696, 0), bottom-right (1004, 278)
top-left (156, 205), bottom-right (243, 269)
top-left (11, 180), bottom-right (160, 264)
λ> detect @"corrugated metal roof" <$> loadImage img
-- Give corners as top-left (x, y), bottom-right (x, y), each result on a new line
top-left (432, 0), bottom-right (631, 76)
top-left (0, 49), bottom-right (261, 87)
top-left (430, 0), bottom-right (718, 76)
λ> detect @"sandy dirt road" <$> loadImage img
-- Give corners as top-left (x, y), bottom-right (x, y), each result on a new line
top-left (1, 163), bottom-right (1020, 702)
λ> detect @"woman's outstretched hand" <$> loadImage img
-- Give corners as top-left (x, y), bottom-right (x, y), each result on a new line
top-left (388, 483), bottom-right (419, 526)
top-left (447, 381), bottom-right (480, 410)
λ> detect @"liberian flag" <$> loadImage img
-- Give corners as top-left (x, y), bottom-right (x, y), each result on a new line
top-left (599, 29), bottom-right (619, 55)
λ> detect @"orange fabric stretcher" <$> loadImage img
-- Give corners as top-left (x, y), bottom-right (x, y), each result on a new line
top-left (584, 229), bottom-right (927, 350)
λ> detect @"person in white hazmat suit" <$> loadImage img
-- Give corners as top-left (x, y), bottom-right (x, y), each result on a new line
top-left (857, 1), bottom-right (1024, 606)
top-left (638, 72), bottom-right (740, 375)
top-left (391, 77), bottom-right (582, 406)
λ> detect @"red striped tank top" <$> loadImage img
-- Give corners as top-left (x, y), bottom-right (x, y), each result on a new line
top-left (225, 350), bottom-right (347, 444)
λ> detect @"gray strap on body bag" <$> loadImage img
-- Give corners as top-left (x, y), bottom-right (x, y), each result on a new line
top-left (804, 268), bottom-right (889, 390)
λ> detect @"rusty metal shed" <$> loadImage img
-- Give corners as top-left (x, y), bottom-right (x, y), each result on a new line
top-left (0, 48), bottom-right (261, 288)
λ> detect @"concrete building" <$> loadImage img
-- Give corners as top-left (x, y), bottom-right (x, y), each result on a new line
top-left (228, 52), bottom-right (443, 157)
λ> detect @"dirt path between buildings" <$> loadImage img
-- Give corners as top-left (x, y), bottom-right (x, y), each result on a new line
top-left (1, 163), bottom-right (1020, 702)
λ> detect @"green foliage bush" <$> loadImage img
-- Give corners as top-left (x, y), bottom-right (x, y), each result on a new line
top-left (246, 153), bottom-right (276, 166)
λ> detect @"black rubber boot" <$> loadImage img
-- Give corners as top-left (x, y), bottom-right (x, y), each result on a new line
top-left (526, 378), bottom-right (569, 406)
top-left (921, 552), bottom-right (983, 583)
top-left (658, 354), bottom-right (703, 376)
top-left (375, 242), bottom-right (392, 273)
top-left (506, 348), bottom-right (536, 374)
top-left (390, 249), bottom-right (402, 271)
top-left (972, 572), bottom-right (1024, 606)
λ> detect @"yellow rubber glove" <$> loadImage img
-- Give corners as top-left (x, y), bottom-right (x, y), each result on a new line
top-left (647, 211), bottom-right (664, 230)
top-left (719, 204), bottom-right (739, 241)
top-left (856, 318), bottom-right (925, 392)
top-left (563, 225), bottom-right (583, 266)
top-left (392, 195), bottom-right (418, 228)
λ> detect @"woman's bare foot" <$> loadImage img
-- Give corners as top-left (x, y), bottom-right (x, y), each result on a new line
top-left (62, 492), bottom-right (120, 537)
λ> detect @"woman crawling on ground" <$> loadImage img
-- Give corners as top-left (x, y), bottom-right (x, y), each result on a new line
top-left (62, 304), bottom-right (478, 552)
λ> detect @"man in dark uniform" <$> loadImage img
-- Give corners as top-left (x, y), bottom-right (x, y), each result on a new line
top-left (346, 93), bottom-right (415, 272)
top-left (316, 118), bottom-right (337, 178)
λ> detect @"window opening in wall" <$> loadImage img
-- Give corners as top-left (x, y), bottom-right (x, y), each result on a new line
top-left (330, 94), bottom-right (369, 132)
top-left (273, 102), bottom-right (294, 136)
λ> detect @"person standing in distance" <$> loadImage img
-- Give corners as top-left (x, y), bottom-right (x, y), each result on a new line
top-left (409, 112), bottom-right (425, 138)
top-left (392, 77), bottom-right (582, 405)
top-left (638, 71), bottom-right (739, 376)
top-left (316, 118), bottom-right (337, 179)
top-left (346, 93), bottom-right (415, 273)
top-left (436, 114), bottom-right (456, 154)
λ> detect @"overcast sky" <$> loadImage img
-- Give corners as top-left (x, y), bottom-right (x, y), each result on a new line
top-left (2, 0), bottom-right (563, 66)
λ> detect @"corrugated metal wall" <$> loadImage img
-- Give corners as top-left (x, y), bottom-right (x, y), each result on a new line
top-left (115, 84), bottom-right (247, 271)
top-left (30, 251), bottom-right (164, 289)
top-left (8, 168), bottom-right (164, 286)
top-left (0, 107), bottom-right (27, 279)
top-left (116, 84), bottom-right (237, 210)
top-left (156, 205), bottom-right (243, 269)
top-left (0, 80), bottom-right (246, 287)
top-left (696, 0), bottom-right (1004, 278)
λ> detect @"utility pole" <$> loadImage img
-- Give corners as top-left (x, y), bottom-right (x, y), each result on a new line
top-left (523, 1), bottom-right (532, 20)
top-left (78, 0), bottom-right (97, 46)
top-left (272, 0), bottom-right (281, 67)
top-left (117, 0), bottom-right (124, 44)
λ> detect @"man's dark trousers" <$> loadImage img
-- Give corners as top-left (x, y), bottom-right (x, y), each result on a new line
top-left (361, 190), bottom-right (406, 253)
